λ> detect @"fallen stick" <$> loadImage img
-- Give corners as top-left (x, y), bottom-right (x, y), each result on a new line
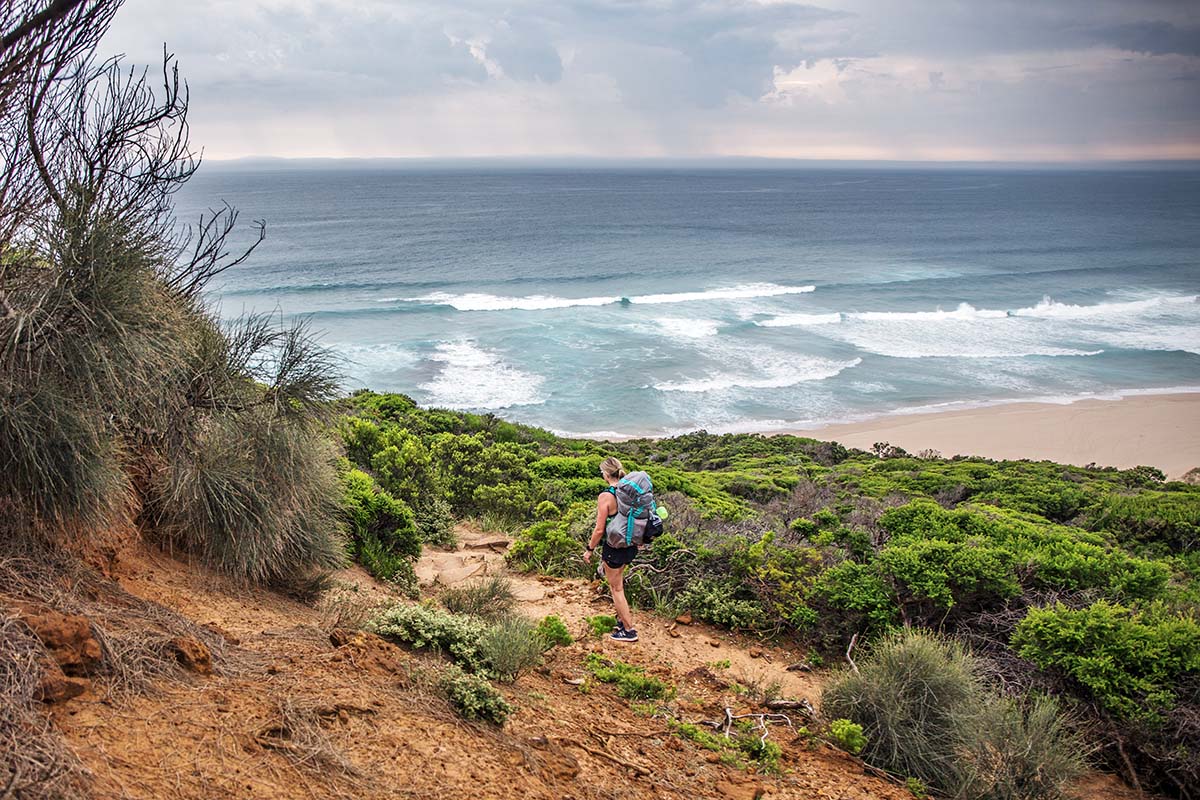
top-left (561, 739), bottom-right (650, 776)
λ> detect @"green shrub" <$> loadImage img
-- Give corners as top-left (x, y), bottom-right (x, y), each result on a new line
top-left (440, 665), bottom-right (511, 725)
top-left (414, 496), bottom-right (456, 548)
top-left (1012, 600), bottom-right (1200, 721)
top-left (679, 578), bottom-right (770, 632)
top-left (367, 603), bottom-right (491, 675)
top-left (585, 653), bottom-right (672, 700)
top-left (507, 502), bottom-right (594, 577)
top-left (438, 576), bottom-right (517, 620)
top-left (828, 719), bottom-right (866, 755)
top-left (954, 695), bottom-right (1083, 800)
top-left (535, 500), bottom-right (561, 520)
top-left (585, 615), bottom-right (618, 638)
top-left (341, 468), bottom-right (420, 591)
top-left (478, 615), bottom-right (544, 682)
top-left (823, 631), bottom-right (1084, 800)
top-left (536, 615), bottom-right (572, 648)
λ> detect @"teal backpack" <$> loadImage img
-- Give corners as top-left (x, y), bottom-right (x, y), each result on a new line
top-left (604, 471), bottom-right (663, 548)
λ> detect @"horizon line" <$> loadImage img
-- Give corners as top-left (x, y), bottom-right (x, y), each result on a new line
top-left (199, 154), bottom-right (1200, 171)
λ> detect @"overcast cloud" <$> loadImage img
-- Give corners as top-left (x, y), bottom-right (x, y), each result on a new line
top-left (100, 0), bottom-right (1200, 161)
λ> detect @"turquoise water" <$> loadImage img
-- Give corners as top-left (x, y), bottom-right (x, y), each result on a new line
top-left (177, 166), bottom-right (1200, 437)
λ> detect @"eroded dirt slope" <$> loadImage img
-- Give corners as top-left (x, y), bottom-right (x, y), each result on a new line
top-left (37, 527), bottom-right (1144, 800)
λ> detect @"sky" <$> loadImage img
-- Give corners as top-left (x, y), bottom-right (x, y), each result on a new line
top-left (100, 0), bottom-right (1200, 162)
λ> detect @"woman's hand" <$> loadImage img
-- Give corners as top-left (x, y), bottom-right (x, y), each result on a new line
top-left (583, 548), bottom-right (593, 564)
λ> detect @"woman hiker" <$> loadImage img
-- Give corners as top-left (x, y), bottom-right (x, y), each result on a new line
top-left (583, 456), bottom-right (639, 642)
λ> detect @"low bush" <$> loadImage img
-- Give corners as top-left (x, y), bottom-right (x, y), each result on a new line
top-left (585, 653), bottom-right (672, 700)
top-left (828, 719), bottom-right (866, 755)
top-left (585, 614), bottom-right (618, 638)
top-left (341, 468), bottom-right (420, 592)
top-left (438, 576), bottom-right (517, 620)
top-left (478, 615), bottom-right (544, 682)
top-left (954, 695), bottom-right (1083, 800)
top-left (1012, 600), bottom-right (1200, 722)
top-left (440, 665), bottom-right (512, 725)
top-left (823, 630), bottom-right (1082, 800)
top-left (507, 502), bottom-right (594, 577)
top-left (535, 615), bottom-right (572, 648)
top-left (414, 496), bottom-right (456, 548)
top-left (367, 603), bottom-right (491, 675)
top-left (368, 603), bottom-right (546, 682)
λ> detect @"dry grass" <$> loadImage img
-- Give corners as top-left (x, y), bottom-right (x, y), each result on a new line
top-left (0, 614), bottom-right (90, 800)
top-left (254, 698), bottom-right (360, 778)
top-left (0, 545), bottom-right (236, 699)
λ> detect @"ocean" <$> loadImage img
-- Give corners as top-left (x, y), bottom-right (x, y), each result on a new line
top-left (175, 165), bottom-right (1200, 438)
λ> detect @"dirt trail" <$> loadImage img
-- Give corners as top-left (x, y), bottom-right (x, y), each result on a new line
top-left (34, 527), bottom-right (1140, 799)
top-left (424, 524), bottom-right (826, 705)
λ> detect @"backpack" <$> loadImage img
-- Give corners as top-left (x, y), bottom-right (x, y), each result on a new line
top-left (604, 471), bottom-right (663, 548)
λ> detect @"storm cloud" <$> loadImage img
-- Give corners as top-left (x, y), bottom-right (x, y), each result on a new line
top-left (100, 0), bottom-right (1200, 160)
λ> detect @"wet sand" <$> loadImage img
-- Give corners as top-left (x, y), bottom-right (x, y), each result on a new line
top-left (787, 393), bottom-right (1200, 480)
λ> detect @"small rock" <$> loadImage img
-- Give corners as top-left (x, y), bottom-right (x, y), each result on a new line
top-left (668, 629), bottom-right (681, 639)
top-left (675, 613), bottom-right (693, 626)
top-left (36, 660), bottom-right (89, 704)
top-left (563, 677), bottom-right (585, 686)
top-left (785, 662), bottom-right (813, 672)
top-left (169, 636), bottom-right (213, 675)
top-left (749, 647), bottom-right (763, 659)
top-left (705, 751), bottom-right (722, 763)
top-left (464, 535), bottom-right (511, 551)
top-left (19, 605), bottom-right (101, 674)
top-left (708, 639), bottom-right (721, 648)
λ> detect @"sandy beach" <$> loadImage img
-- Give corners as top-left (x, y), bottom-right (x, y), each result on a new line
top-left (788, 392), bottom-right (1200, 480)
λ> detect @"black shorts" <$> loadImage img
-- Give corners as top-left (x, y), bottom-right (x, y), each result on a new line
top-left (601, 542), bottom-right (639, 568)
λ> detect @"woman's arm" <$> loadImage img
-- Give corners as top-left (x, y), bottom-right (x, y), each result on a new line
top-left (584, 492), bottom-right (615, 561)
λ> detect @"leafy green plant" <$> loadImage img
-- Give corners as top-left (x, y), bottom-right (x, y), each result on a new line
top-left (440, 665), bottom-right (512, 725)
top-left (585, 614), bottom-right (618, 638)
top-left (367, 603), bottom-right (491, 675)
top-left (828, 719), bottom-right (867, 755)
top-left (1012, 600), bottom-right (1200, 721)
top-left (585, 653), bottom-right (672, 700)
top-left (535, 615), bottom-right (572, 648)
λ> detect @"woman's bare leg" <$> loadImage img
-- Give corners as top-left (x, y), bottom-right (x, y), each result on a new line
top-left (604, 563), bottom-right (634, 631)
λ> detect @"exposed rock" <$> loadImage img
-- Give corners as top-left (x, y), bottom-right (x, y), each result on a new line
top-left (19, 605), bottom-right (101, 675)
top-left (170, 636), bottom-right (213, 675)
top-left (675, 613), bottom-right (693, 625)
top-left (436, 561), bottom-right (486, 586)
top-left (708, 638), bottom-right (721, 648)
top-left (463, 535), bottom-right (511, 551)
top-left (749, 647), bottom-right (763, 659)
top-left (36, 659), bottom-right (90, 704)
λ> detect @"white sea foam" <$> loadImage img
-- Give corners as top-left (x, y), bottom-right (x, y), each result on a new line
top-left (657, 318), bottom-right (723, 338)
top-left (337, 343), bottom-right (420, 371)
top-left (633, 284), bottom-right (815, 305)
top-left (416, 292), bottom-right (619, 311)
top-left (794, 293), bottom-right (1198, 359)
top-left (655, 357), bottom-right (861, 393)
top-left (1013, 294), bottom-right (1198, 319)
top-left (757, 312), bottom-right (842, 327)
top-left (848, 303), bottom-right (1008, 322)
top-left (405, 283), bottom-right (816, 312)
top-left (418, 340), bottom-right (546, 410)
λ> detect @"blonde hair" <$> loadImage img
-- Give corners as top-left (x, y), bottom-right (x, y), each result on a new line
top-left (599, 456), bottom-right (626, 480)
